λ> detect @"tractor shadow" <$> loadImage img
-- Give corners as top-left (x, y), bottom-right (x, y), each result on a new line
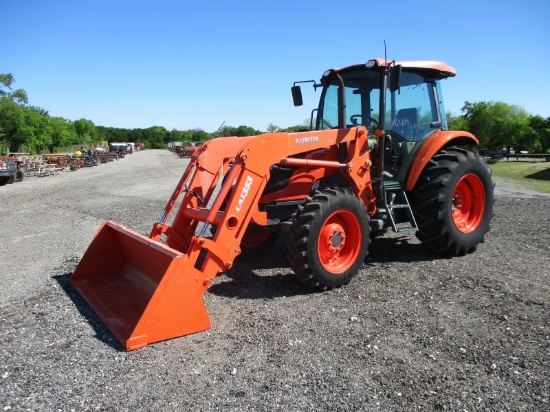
top-left (53, 272), bottom-right (123, 351)
top-left (208, 233), bottom-right (448, 300)
top-left (208, 238), bottom-right (314, 300)
top-left (53, 234), bottom-right (446, 349)
top-left (366, 234), bottom-right (445, 264)
top-left (525, 167), bottom-right (550, 180)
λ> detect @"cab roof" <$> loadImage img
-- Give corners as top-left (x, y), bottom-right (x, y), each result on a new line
top-left (334, 59), bottom-right (457, 79)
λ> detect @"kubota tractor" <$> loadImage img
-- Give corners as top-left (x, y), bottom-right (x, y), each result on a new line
top-left (71, 58), bottom-right (494, 350)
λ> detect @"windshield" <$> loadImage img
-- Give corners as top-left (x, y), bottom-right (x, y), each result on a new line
top-left (318, 67), bottom-right (442, 143)
top-left (318, 69), bottom-right (381, 131)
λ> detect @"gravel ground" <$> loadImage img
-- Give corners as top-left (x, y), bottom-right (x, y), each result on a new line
top-left (1, 149), bottom-right (549, 411)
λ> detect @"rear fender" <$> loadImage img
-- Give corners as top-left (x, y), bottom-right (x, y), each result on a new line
top-left (404, 130), bottom-right (479, 191)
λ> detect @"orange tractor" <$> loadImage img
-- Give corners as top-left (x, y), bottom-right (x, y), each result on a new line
top-left (71, 59), bottom-right (494, 350)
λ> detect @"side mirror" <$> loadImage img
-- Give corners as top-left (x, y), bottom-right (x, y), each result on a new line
top-left (291, 85), bottom-right (303, 106)
top-left (390, 65), bottom-right (402, 92)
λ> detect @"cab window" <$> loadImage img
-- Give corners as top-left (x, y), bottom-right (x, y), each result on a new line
top-left (386, 72), bottom-right (438, 142)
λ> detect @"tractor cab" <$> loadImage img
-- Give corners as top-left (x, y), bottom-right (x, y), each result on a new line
top-left (293, 59), bottom-right (458, 232)
top-left (315, 60), bottom-right (454, 179)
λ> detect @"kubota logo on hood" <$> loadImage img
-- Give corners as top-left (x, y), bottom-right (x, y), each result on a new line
top-left (236, 175), bottom-right (253, 212)
top-left (296, 136), bottom-right (319, 144)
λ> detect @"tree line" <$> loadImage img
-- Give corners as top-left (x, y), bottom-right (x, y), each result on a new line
top-left (447, 102), bottom-right (549, 153)
top-left (1, 73), bottom-right (548, 155)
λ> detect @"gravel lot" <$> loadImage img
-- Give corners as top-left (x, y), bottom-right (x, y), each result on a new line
top-left (1, 149), bottom-right (549, 411)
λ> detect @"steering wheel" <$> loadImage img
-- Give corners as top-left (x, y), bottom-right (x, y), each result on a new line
top-left (350, 114), bottom-right (379, 128)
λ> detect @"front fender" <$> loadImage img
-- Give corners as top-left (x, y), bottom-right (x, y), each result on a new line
top-left (404, 130), bottom-right (479, 191)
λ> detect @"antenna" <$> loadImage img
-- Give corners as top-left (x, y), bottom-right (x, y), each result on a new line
top-left (384, 40), bottom-right (387, 66)
top-left (212, 121), bottom-right (225, 137)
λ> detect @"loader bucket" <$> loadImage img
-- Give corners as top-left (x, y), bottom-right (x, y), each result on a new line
top-left (70, 221), bottom-right (211, 351)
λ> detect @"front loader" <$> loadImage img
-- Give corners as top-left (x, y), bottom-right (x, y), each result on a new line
top-left (71, 58), bottom-right (494, 350)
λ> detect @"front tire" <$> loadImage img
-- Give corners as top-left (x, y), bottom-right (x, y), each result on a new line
top-left (409, 147), bottom-right (494, 255)
top-left (287, 188), bottom-right (370, 290)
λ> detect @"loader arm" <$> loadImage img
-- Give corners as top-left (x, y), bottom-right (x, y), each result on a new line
top-left (159, 126), bottom-right (375, 289)
top-left (71, 126), bottom-right (375, 350)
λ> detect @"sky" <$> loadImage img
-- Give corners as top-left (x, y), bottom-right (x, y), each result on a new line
top-left (2, 0), bottom-right (549, 133)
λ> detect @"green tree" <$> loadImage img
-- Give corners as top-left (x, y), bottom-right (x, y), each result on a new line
top-left (191, 128), bottom-right (209, 142)
top-left (177, 129), bottom-right (193, 143)
top-left (529, 115), bottom-right (550, 153)
top-left (142, 126), bottom-right (168, 148)
top-left (234, 125), bottom-right (259, 137)
top-left (283, 124), bottom-right (309, 132)
top-left (50, 117), bottom-right (78, 150)
top-left (73, 118), bottom-right (97, 144)
top-left (218, 125), bottom-right (260, 137)
top-left (446, 111), bottom-right (469, 131)
top-left (0, 97), bottom-right (26, 151)
top-left (267, 123), bottom-right (280, 133)
top-left (218, 125), bottom-right (236, 137)
top-left (22, 108), bottom-right (53, 153)
top-left (100, 126), bottom-right (131, 143)
top-left (131, 128), bottom-right (145, 145)
top-left (459, 101), bottom-right (533, 149)
top-left (167, 129), bottom-right (184, 142)
top-left (0, 73), bottom-right (29, 104)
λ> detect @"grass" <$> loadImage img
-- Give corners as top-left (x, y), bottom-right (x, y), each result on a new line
top-left (488, 160), bottom-right (550, 193)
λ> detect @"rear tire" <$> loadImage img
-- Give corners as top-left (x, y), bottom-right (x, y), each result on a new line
top-left (409, 147), bottom-right (494, 255)
top-left (287, 188), bottom-right (370, 290)
top-left (210, 223), bottom-right (277, 258)
top-left (239, 224), bottom-right (278, 257)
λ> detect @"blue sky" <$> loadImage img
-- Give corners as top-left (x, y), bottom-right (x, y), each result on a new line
top-left (2, 0), bottom-right (549, 132)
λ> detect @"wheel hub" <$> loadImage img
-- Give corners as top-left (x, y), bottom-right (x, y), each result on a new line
top-left (330, 232), bottom-right (343, 248)
top-left (328, 225), bottom-right (345, 251)
top-left (320, 223), bottom-right (348, 264)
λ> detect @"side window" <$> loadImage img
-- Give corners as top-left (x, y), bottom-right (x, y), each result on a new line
top-left (394, 83), bottom-right (434, 123)
top-left (320, 86), bottom-right (338, 129)
top-left (387, 74), bottom-right (437, 141)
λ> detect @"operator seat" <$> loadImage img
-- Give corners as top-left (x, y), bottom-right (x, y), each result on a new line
top-left (391, 108), bottom-right (418, 141)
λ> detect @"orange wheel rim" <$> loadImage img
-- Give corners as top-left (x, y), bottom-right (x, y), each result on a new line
top-left (452, 174), bottom-right (486, 233)
top-left (317, 210), bottom-right (362, 273)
